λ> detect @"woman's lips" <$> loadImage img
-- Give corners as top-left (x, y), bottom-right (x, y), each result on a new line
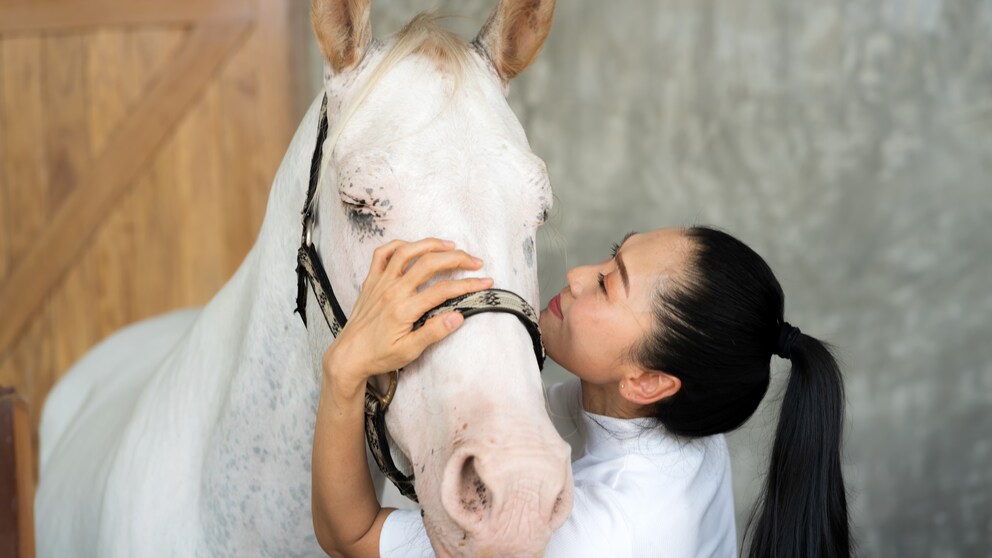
top-left (548, 294), bottom-right (563, 320)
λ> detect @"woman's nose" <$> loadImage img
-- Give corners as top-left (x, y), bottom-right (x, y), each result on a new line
top-left (565, 265), bottom-right (590, 297)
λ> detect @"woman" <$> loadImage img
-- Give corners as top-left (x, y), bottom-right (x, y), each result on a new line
top-left (312, 227), bottom-right (852, 557)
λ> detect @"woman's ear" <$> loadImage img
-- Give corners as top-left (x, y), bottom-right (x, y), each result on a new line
top-left (620, 370), bottom-right (681, 406)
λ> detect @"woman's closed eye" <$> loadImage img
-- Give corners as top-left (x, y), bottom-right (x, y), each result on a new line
top-left (598, 272), bottom-right (607, 294)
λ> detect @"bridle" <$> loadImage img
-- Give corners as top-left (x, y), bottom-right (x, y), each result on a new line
top-left (294, 95), bottom-right (546, 502)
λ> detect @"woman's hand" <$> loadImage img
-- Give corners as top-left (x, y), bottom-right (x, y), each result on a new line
top-left (322, 238), bottom-right (493, 398)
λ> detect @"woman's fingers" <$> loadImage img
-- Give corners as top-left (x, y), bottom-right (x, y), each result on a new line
top-left (370, 239), bottom-right (408, 273)
top-left (403, 250), bottom-right (483, 287)
top-left (414, 277), bottom-right (493, 315)
top-left (404, 312), bottom-right (466, 359)
top-left (332, 238), bottom-right (492, 379)
top-left (383, 238), bottom-right (455, 276)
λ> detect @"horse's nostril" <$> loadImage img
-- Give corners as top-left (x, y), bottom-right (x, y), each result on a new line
top-left (457, 456), bottom-right (490, 521)
top-left (441, 443), bottom-right (573, 539)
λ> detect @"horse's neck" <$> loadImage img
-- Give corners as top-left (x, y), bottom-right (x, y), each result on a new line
top-left (174, 96), bottom-right (334, 548)
top-left (182, 94), bottom-right (326, 403)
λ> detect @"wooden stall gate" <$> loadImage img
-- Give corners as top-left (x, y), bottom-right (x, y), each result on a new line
top-left (0, 0), bottom-right (313, 508)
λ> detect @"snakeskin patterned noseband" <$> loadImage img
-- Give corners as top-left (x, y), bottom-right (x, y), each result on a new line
top-left (294, 95), bottom-right (546, 502)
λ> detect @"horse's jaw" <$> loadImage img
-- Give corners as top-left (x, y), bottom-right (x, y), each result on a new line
top-left (386, 314), bottom-right (573, 557)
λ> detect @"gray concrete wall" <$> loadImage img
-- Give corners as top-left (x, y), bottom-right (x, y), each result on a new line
top-left (308, 2), bottom-right (992, 555)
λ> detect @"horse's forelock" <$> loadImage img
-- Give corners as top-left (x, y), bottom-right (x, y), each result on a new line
top-left (310, 12), bottom-right (476, 214)
top-left (399, 13), bottom-right (472, 71)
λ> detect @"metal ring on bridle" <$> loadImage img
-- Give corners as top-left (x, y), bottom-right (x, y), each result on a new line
top-left (365, 370), bottom-right (399, 411)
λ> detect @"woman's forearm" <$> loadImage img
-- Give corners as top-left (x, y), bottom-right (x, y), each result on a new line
top-left (312, 365), bottom-right (393, 557)
top-left (309, 239), bottom-right (484, 556)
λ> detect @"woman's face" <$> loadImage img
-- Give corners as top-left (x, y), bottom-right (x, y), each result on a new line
top-left (539, 228), bottom-right (691, 385)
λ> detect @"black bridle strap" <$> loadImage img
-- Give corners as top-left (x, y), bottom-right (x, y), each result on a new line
top-left (364, 392), bottom-right (417, 500)
top-left (294, 94), bottom-right (545, 504)
top-left (294, 95), bottom-right (417, 499)
top-left (412, 289), bottom-right (545, 370)
top-left (295, 95), bottom-right (346, 329)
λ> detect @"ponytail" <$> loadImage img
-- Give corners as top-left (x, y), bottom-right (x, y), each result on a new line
top-left (634, 226), bottom-right (853, 556)
top-left (745, 333), bottom-right (852, 558)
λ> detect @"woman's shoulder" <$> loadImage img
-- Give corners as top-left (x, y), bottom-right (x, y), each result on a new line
top-left (621, 430), bottom-right (731, 495)
top-left (572, 420), bottom-right (733, 511)
top-left (545, 380), bottom-right (586, 461)
top-left (562, 434), bottom-right (735, 558)
top-left (595, 434), bottom-right (735, 557)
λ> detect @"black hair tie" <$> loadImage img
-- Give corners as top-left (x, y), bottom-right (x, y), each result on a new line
top-left (775, 321), bottom-right (801, 359)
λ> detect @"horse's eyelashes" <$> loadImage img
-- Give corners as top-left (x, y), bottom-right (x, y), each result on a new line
top-left (340, 193), bottom-right (381, 215)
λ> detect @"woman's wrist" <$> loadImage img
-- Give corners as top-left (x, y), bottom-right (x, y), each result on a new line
top-left (322, 344), bottom-right (370, 403)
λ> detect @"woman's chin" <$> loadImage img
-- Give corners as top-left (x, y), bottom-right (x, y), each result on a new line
top-left (538, 308), bottom-right (558, 332)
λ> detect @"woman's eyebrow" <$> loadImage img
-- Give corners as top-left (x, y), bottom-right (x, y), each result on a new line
top-left (616, 231), bottom-right (637, 296)
top-left (617, 252), bottom-right (630, 296)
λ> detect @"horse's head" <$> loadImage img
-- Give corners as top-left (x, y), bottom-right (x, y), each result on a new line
top-left (309, 0), bottom-right (569, 555)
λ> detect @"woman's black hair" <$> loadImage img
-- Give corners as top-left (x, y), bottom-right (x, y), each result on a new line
top-left (633, 226), bottom-right (851, 558)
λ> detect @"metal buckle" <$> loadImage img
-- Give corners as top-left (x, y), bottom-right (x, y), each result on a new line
top-left (365, 370), bottom-right (399, 412)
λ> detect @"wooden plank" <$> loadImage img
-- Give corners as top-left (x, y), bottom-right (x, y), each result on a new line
top-left (215, 44), bottom-right (260, 274)
top-left (87, 30), bottom-right (130, 153)
top-left (0, 307), bottom-right (53, 487)
top-left (78, 30), bottom-right (142, 340)
top-left (12, 393), bottom-right (33, 558)
top-left (0, 388), bottom-right (34, 558)
top-left (255, 0), bottom-right (310, 179)
top-left (0, 20), bottom-right (252, 356)
top-left (0, 40), bottom-right (7, 281)
top-left (0, 37), bottom-right (54, 465)
top-left (43, 33), bottom-right (92, 203)
top-left (0, 0), bottom-right (251, 35)
top-left (53, 28), bottom-right (185, 357)
top-left (0, 36), bottom-right (48, 283)
top-left (41, 32), bottom-right (102, 391)
top-left (111, 27), bottom-right (189, 322)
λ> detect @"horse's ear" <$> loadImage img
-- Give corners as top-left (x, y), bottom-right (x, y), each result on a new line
top-left (311, 0), bottom-right (372, 74)
top-left (475, 0), bottom-right (556, 81)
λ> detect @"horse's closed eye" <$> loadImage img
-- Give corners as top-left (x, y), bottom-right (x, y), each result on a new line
top-left (340, 193), bottom-right (387, 218)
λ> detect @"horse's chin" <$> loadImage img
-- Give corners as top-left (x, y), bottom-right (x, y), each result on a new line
top-left (422, 511), bottom-right (457, 558)
top-left (422, 501), bottom-right (552, 558)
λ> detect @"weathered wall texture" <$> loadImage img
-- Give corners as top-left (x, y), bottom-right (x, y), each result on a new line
top-left (313, 1), bottom-right (991, 555)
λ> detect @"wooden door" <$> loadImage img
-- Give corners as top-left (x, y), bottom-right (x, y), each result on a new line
top-left (0, 0), bottom-right (314, 477)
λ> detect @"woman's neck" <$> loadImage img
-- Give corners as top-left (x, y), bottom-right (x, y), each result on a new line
top-left (579, 380), bottom-right (650, 419)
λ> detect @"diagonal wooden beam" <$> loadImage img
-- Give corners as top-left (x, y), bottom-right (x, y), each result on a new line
top-left (0, 0), bottom-right (252, 35)
top-left (0, 21), bottom-right (252, 355)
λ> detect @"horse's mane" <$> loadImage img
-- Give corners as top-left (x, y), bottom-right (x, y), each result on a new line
top-left (310, 14), bottom-right (473, 212)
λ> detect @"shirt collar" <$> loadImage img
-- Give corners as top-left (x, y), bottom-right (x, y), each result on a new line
top-left (578, 409), bottom-right (683, 456)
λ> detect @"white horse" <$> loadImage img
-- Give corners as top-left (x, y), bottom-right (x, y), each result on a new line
top-left (36, 1), bottom-right (570, 556)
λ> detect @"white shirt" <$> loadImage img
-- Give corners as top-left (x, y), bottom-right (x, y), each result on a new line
top-left (380, 380), bottom-right (737, 557)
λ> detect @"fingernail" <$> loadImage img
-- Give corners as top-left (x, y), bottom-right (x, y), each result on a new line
top-left (472, 257), bottom-right (483, 265)
top-left (445, 313), bottom-right (462, 330)
top-left (442, 240), bottom-right (455, 248)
